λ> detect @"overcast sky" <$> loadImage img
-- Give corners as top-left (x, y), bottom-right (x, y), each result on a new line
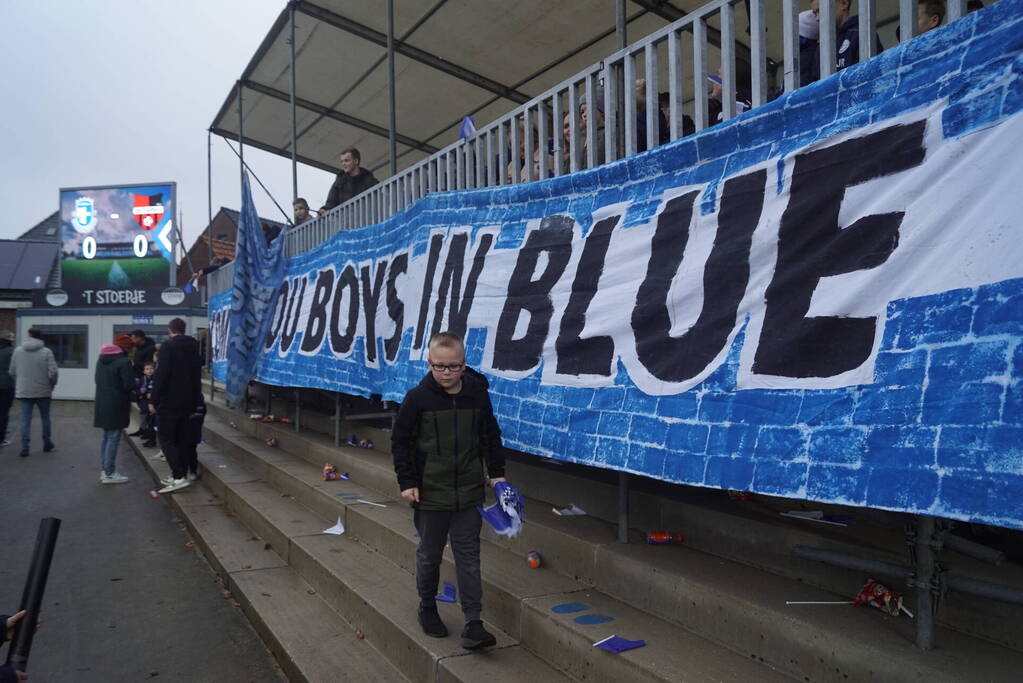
top-left (0, 0), bottom-right (334, 247)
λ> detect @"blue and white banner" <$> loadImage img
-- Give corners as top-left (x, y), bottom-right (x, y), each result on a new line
top-left (213, 4), bottom-right (1023, 529)
top-left (223, 173), bottom-right (286, 405)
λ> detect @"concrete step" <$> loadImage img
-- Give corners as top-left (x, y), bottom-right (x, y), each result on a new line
top-left (125, 433), bottom-right (410, 683)
top-left (206, 396), bottom-right (1023, 655)
top-left (199, 412), bottom-right (796, 682)
top-left (199, 399), bottom-right (1023, 682)
top-left (184, 431), bottom-right (578, 683)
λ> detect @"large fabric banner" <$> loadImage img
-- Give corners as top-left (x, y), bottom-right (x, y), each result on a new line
top-left (224, 173), bottom-right (286, 405)
top-left (212, 4), bottom-right (1023, 529)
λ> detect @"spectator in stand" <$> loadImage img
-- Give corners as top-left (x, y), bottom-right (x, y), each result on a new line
top-left (967, 0), bottom-right (984, 11)
top-left (799, 0), bottom-right (883, 87)
top-left (0, 330), bottom-right (14, 448)
top-left (634, 79), bottom-right (671, 152)
top-left (506, 120), bottom-right (552, 183)
top-left (918, 1), bottom-right (945, 34)
top-left (707, 63), bottom-right (753, 126)
top-left (93, 342), bottom-right (135, 484)
top-left (262, 221), bottom-right (282, 246)
top-left (293, 197), bottom-right (314, 225)
top-left (657, 91), bottom-right (696, 141)
top-left (9, 328), bottom-right (58, 458)
top-left (321, 148), bottom-right (378, 213)
top-left (190, 255), bottom-right (232, 289)
top-left (130, 329), bottom-right (156, 379)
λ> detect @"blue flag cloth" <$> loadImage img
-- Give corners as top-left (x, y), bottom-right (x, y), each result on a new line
top-left (459, 115), bottom-right (476, 139)
top-left (477, 481), bottom-right (525, 537)
top-left (436, 581), bottom-right (457, 603)
top-left (593, 635), bottom-right (646, 653)
top-left (225, 172), bottom-right (286, 405)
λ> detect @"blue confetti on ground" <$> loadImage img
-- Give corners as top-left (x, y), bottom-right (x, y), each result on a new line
top-left (575, 614), bottom-right (615, 625)
top-left (551, 602), bottom-right (590, 614)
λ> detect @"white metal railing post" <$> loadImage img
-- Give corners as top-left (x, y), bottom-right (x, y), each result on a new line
top-left (860, 0), bottom-right (877, 61)
top-left (537, 100), bottom-right (549, 180)
top-left (819, 0), bottom-right (836, 80)
top-left (783, 0), bottom-right (800, 92)
top-left (667, 31), bottom-right (683, 140)
top-left (693, 19), bottom-right (708, 131)
top-left (604, 62), bottom-right (618, 162)
top-left (552, 93), bottom-right (563, 176)
top-left (644, 44), bottom-right (658, 149)
top-left (568, 86), bottom-right (580, 173)
top-left (899, 0), bottom-right (917, 43)
top-left (584, 75), bottom-right (597, 167)
top-left (721, 3), bottom-right (736, 121)
top-left (623, 52), bottom-right (636, 157)
top-left (749, 0), bottom-right (767, 107)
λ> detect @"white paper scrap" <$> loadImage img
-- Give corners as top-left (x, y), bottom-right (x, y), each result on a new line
top-left (323, 517), bottom-right (345, 535)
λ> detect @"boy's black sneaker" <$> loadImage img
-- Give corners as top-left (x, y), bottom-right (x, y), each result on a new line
top-left (20, 449), bottom-right (29, 458)
top-left (418, 605), bottom-right (448, 638)
top-left (142, 439), bottom-right (156, 448)
top-left (460, 620), bottom-right (496, 649)
top-left (43, 442), bottom-right (55, 452)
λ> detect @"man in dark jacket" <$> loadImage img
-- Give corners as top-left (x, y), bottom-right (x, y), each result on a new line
top-left (320, 148), bottom-right (378, 212)
top-left (94, 343), bottom-right (135, 483)
top-left (391, 332), bottom-right (506, 650)
top-left (799, 0), bottom-right (882, 87)
top-left (150, 318), bottom-right (202, 493)
top-left (0, 330), bottom-right (14, 447)
top-left (130, 329), bottom-right (156, 378)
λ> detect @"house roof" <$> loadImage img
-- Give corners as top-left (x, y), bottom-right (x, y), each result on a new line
top-left (0, 240), bottom-right (58, 290)
top-left (18, 211), bottom-right (60, 242)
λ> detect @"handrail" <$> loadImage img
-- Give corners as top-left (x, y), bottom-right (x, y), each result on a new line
top-left (208, 0), bottom-right (972, 290)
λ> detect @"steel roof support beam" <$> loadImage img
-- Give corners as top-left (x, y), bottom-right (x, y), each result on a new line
top-left (630, 0), bottom-right (752, 64)
top-left (211, 126), bottom-right (339, 175)
top-left (241, 80), bottom-right (439, 155)
top-left (294, 0), bottom-right (532, 105)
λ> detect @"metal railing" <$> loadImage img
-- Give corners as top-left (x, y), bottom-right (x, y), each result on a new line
top-left (209, 0), bottom-right (973, 292)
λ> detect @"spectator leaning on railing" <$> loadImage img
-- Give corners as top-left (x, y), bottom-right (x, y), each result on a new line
top-left (799, 0), bottom-right (884, 87)
top-left (320, 147), bottom-right (378, 213)
top-left (293, 197), bottom-right (315, 225)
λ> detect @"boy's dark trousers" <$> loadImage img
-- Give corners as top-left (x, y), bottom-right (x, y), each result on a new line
top-left (138, 401), bottom-right (157, 439)
top-left (414, 507), bottom-right (483, 622)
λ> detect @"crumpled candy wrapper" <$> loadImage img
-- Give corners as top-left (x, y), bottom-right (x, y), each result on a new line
top-left (854, 578), bottom-right (905, 617)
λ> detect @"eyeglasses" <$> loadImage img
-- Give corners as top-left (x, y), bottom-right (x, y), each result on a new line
top-left (429, 363), bottom-right (464, 373)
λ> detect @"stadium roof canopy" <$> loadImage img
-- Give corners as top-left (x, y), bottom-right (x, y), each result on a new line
top-left (210, 0), bottom-right (902, 180)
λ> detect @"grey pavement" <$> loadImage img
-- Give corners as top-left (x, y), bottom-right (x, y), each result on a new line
top-left (0, 407), bottom-right (284, 682)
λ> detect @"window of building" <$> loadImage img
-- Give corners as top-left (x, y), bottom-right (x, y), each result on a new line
top-left (34, 325), bottom-right (88, 369)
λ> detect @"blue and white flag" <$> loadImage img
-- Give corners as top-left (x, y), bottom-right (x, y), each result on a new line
top-left (225, 173), bottom-right (286, 405)
top-left (478, 482), bottom-right (525, 537)
top-left (459, 115), bottom-right (476, 139)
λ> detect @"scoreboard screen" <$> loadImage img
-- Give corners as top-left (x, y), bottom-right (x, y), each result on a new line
top-left (59, 182), bottom-right (176, 289)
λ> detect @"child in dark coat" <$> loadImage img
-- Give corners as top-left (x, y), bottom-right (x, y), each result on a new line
top-left (390, 331), bottom-right (506, 649)
top-left (137, 362), bottom-right (157, 446)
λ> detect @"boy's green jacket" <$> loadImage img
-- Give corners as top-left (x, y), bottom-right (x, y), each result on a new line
top-left (391, 367), bottom-right (506, 511)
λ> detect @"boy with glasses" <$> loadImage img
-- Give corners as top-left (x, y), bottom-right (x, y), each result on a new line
top-left (391, 331), bottom-right (506, 649)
